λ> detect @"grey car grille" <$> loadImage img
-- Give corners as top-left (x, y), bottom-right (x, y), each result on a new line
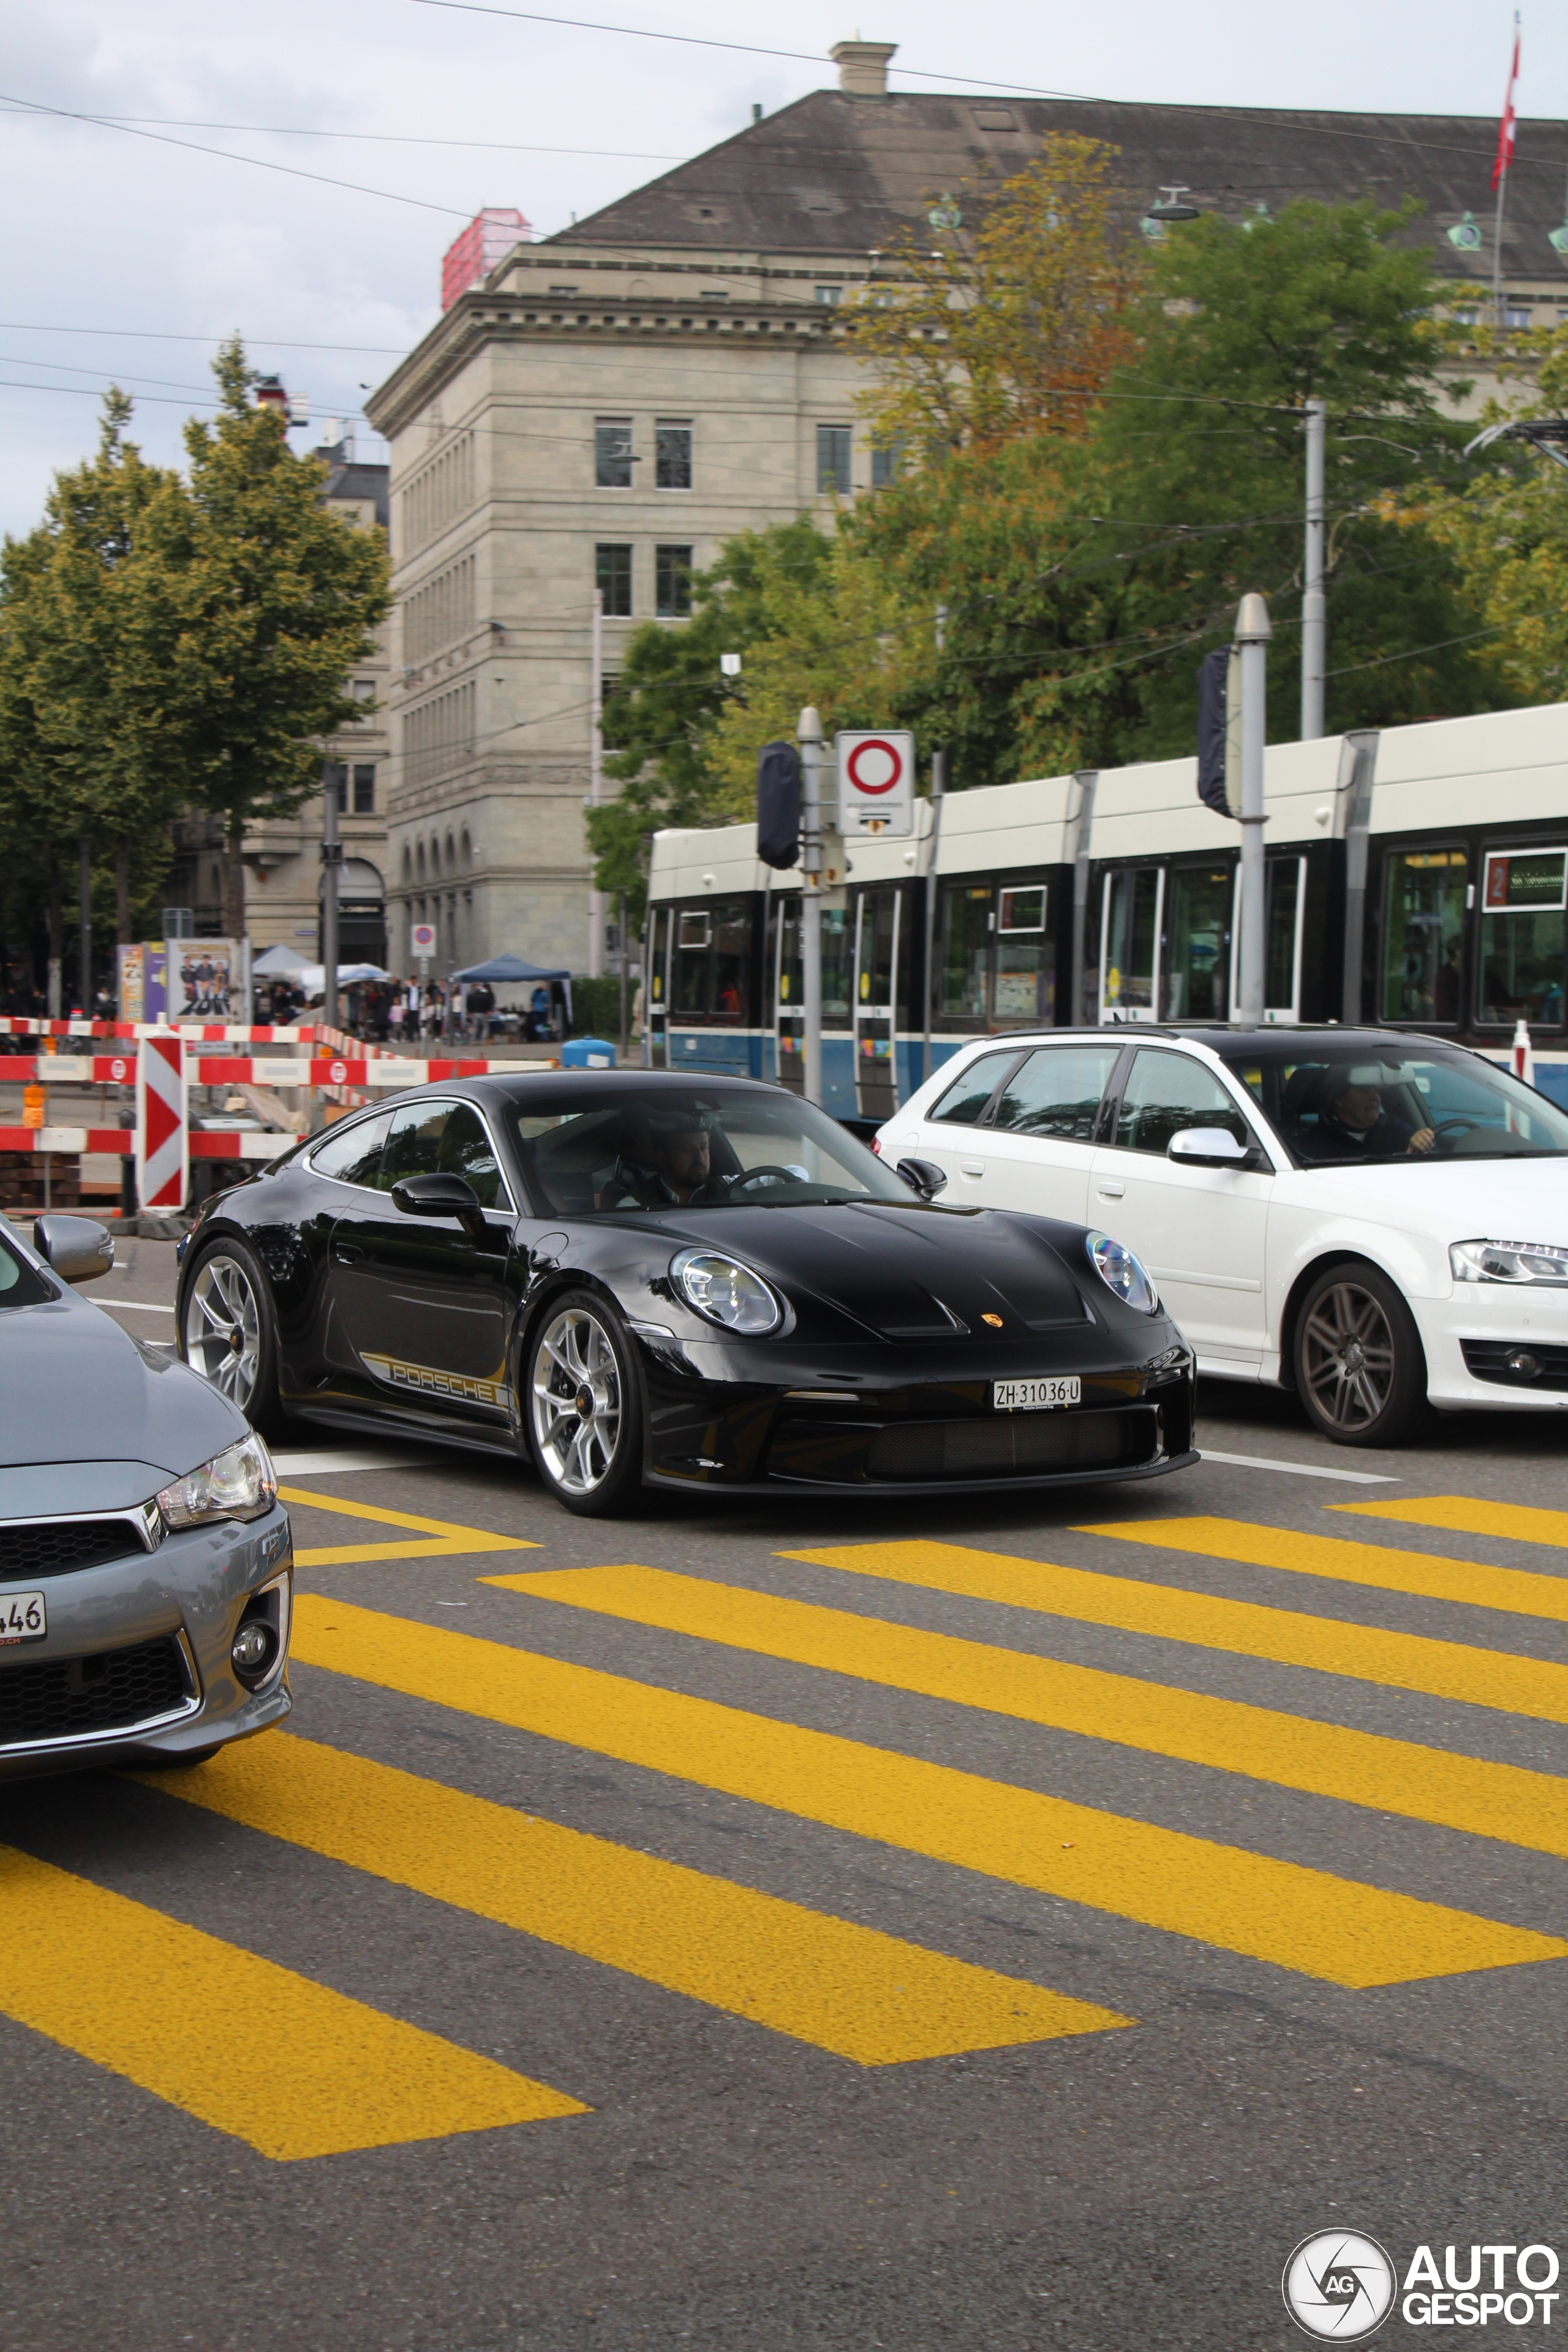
top-left (0, 1638), bottom-right (191, 1747)
top-left (0, 1518), bottom-right (146, 1581)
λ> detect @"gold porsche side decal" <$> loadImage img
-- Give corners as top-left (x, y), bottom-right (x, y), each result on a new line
top-left (361, 1353), bottom-right (508, 1411)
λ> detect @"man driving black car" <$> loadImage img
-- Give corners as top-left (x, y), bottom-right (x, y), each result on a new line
top-left (598, 1109), bottom-right (722, 1208)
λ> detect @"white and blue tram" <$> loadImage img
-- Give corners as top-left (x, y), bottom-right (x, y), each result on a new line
top-left (645, 701), bottom-right (1568, 1112)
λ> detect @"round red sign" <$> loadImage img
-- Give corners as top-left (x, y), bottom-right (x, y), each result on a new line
top-left (845, 737), bottom-right (903, 796)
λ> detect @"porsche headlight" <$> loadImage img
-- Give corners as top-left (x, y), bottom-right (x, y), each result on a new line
top-left (1450, 1239), bottom-right (1568, 1287)
top-left (157, 1432), bottom-right (278, 1529)
top-left (1086, 1231), bottom-right (1160, 1316)
top-left (671, 1248), bottom-right (782, 1336)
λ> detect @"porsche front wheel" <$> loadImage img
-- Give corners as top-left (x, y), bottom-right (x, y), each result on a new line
top-left (526, 1292), bottom-right (643, 1516)
top-left (181, 1235), bottom-right (285, 1437)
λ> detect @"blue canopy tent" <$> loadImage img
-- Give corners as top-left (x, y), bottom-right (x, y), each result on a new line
top-left (450, 953), bottom-right (573, 1035)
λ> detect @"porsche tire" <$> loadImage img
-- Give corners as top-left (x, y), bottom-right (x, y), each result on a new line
top-left (180, 1234), bottom-right (286, 1438)
top-left (526, 1290), bottom-right (644, 1517)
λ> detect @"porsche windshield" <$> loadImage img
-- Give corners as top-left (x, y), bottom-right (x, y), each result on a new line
top-left (1212, 1039), bottom-right (1568, 1166)
top-left (505, 1086), bottom-right (913, 1214)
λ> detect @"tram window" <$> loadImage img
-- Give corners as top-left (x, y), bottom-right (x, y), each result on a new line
top-left (858, 890), bottom-right (898, 1008)
top-left (995, 883), bottom-right (1051, 1025)
top-left (1479, 849), bottom-right (1567, 1028)
top-left (992, 1044), bottom-right (1119, 1140)
top-left (1115, 1050), bottom-right (1250, 1156)
top-left (1381, 849), bottom-right (1467, 1023)
top-left (941, 886), bottom-right (991, 1020)
top-left (1162, 868), bottom-right (1230, 1021)
top-left (1265, 860), bottom-right (1300, 1014)
top-left (648, 907), bottom-right (671, 1006)
top-left (821, 906), bottom-right (851, 1023)
top-left (929, 1049), bottom-right (1019, 1125)
top-left (1103, 870), bottom-right (1158, 1013)
top-left (712, 900), bottom-right (750, 1023)
top-left (674, 910), bottom-right (712, 1017)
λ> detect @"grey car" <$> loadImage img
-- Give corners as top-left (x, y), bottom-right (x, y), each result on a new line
top-left (0, 1212), bottom-right (293, 1781)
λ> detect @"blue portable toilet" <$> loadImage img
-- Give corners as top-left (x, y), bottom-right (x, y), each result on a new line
top-left (561, 1037), bottom-right (617, 1069)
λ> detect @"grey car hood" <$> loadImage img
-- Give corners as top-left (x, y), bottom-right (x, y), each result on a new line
top-left (0, 1290), bottom-right (246, 1480)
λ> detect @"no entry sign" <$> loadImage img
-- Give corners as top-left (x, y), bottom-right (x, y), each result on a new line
top-left (835, 731), bottom-right (914, 837)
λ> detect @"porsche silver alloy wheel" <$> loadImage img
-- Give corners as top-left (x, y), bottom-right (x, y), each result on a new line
top-left (530, 1305), bottom-right (624, 1496)
top-left (1299, 1278), bottom-right (1396, 1433)
top-left (184, 1252), bottom-right (263, 1410)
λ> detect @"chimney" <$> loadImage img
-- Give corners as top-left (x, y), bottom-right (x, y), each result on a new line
top-left (830, 38), bottom-right (897, 94)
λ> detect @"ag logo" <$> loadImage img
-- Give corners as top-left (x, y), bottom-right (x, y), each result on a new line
top-left (1283, 2232), bottom-right (1395, 2341)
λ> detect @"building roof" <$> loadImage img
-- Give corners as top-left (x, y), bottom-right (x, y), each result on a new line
top-left (556, 89), bottom-right (1568, 285)
top-left (318, 452), bottom-right (390, 529)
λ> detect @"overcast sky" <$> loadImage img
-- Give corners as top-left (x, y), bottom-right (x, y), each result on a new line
top-left (1, 0), bottom-right (1564, 537)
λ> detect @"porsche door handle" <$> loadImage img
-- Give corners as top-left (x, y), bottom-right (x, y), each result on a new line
top-left (333, 1242), bottom-right (366, 1265)
top-left (1095, 1181), bottom-right (1126, 1199)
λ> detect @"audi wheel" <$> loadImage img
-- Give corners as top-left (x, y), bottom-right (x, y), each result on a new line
top-left (1292, 1261), bottom-right (1428, 1448)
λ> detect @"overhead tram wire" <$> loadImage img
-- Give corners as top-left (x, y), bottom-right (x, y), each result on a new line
top-left (0, 106), bottom-right (684, 162)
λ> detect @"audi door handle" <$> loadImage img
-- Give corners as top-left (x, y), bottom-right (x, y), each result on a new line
top-left (1096, 1181), bottom-right (1126, 1199)
top-left (333, 1242), bottom-right (366, 1264)
top-left (960, 1160), bottom-right (985, 1178)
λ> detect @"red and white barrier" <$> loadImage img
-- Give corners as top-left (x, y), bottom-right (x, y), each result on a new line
top-left (7, 1053), bottom-right (524, 1087)
top-left (136, 1035), bottom-right (189, 1211)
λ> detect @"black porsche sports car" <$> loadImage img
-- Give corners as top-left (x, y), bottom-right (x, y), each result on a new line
top-left (175, 1072), bottom-right (1197, 1516)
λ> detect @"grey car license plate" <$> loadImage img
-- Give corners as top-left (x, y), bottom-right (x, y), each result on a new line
top-left (993, 1377), bottom-right (1080, 1412)
top-left (0, 1590), bottom-right (46, 1646)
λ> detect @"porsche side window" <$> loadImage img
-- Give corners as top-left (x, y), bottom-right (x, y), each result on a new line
top-left (382, 1100), bottom-right (513, 1212)
top-left (309, 1110), bottom-right (391, 1188)
top-left (1114, 1052), bottom-right (1249, 1156)
top-left (928, 1051), bottom-right (1019, 1125)
top-left (991, 1046), bottom-right (1119, 1141)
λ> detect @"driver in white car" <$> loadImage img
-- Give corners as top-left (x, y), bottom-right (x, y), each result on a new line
top-left (1313, 1066), bottom-right (1436, 1159)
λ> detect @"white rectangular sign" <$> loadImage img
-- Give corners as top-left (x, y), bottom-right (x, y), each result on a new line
top-left (835, 730), bottom-right (914, 838)
top-left (411, 921), bottom-right (437, 957)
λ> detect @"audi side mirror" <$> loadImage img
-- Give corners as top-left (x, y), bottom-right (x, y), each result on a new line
top-left (1168, 1126), bottom-right (1264, 1170)
top-left (390, 1172), bottom-right (488, 1239)
top-left (895, 1157), bottom-right (949, 1200)
top-left (34, 1214), bottom-right (115, 1284)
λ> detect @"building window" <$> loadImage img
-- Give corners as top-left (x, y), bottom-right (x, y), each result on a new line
top-left (871, 437), bottom-right (904, 490)
top-left (817, 423), bottom-right (851, 495)
top-left (324, 760), bottom-right (348, 814)
top-left (814, 285), bottom-right (842, 305)
top-left (596, 543), bottom-right (633, 617)
top-left (595, 417), bottom-right (633, 489)
top-left (655, 420), bottom-right (693, 490)
top-left (1504, 304), bottom-right (1532, 329)
top-left (352, 763), bottom-right (376, 813)
top-left (655, 545), bottom-right (693, 617)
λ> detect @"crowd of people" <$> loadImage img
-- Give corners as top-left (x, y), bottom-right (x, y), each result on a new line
top-left (251, 974), bottom-right (565, 1045)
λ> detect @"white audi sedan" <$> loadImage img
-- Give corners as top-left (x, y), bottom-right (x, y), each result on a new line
top-left (876, 1027), bottom-right (1568, 1447)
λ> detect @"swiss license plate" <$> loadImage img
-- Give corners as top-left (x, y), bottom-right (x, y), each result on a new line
top-left (993, 1377), bottom-right (1080, 1412)
top-left (0, 1590), bottom-right (46, 1646)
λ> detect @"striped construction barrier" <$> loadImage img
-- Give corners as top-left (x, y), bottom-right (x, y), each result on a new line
top-left (4, 1055), bottom-right (522, 1087)
top-left (0, 1127), bottom-right (289, 1162)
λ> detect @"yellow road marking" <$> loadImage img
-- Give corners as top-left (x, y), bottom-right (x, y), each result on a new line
top-left (0, 1842), bottom-right (584, 2160)
top-left (788, 1538), bottom-right (1568, 1728)
top-left (484, 1563), bottom-right (1568, 1863)
top-left (1334, 1496), bottom-right (1568, 1555)
top-left (143, 1733), bottom-right (1123, 2063)
top-left (1080, 1515), bottom-right (1568, 1628)
top-left (290, 1595), bottom-right (1565, 1989)
top-left (277, 1484), bottom-right (538, 1567)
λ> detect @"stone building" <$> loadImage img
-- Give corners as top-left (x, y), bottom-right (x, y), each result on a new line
top-left (366, 42), bottom-right (1568, 979)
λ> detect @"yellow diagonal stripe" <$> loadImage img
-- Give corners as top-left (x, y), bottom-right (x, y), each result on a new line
top-left (290, 1596), bottom-right (1565, 1989)
top-left (0, 1843), bottom-right (584, 2160)
top-left (143, 1733), bottom-right (1123, 2064)
top-left (1078, 1515), bottom-right (1568, 1627)
top-left (483, 1563), bottom-right (1568, 1863)
top-left (786, 1539), bottom-right (1568, 1727)
top-left (1335, 1496), bottom-right (1568, 1554)
top-left (276, 1485), bottom-right (537, 1568)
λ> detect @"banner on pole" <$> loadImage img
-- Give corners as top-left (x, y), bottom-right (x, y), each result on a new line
top-left (136, 1035), bottom-right (187, 1212)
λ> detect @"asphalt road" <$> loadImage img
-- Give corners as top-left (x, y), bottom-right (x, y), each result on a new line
top-left (6, 1240), bottom-right (1568, 2351)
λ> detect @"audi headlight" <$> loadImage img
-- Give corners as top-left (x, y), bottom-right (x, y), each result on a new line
top-left (1451, 1239), bottom-right (1568, 1287)
top-left (670, 1248), bottom-right (783, 1336)
top-left (1086, 1231), bottom-right (1160, 1316)
top-left (158, 1432), bottom-right (278, 1529)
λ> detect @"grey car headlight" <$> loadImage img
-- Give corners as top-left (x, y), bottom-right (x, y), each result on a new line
top-left (1450, 1238), bottom-right (1568, 1288)
top-left (670, 1248), bottom-right (782, 1336)
top-left (158, 1432), bottom-right (278, 1529)
top-left (1086, 1231), bottom-right (1160, 1315)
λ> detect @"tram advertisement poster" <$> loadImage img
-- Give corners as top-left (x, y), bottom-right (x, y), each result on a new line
top-left (836, 731), bottom-right (914, 839)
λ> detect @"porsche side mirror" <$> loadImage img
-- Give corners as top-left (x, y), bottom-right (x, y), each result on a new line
top-left (895, 1157), bottom-right (949, 1200)
top-left (34, 1213), bottom-right (115, 1284)
top-left (390, 1172), bottom-right (488, 1240)
top-left (1168, 1127), bottom-right (1264, 1170)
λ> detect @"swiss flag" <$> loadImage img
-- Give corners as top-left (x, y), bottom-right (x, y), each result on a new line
top-left (1493, 17), bottom-right (1520, 189)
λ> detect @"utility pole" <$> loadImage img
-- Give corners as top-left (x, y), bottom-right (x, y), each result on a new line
top-left (797, 705), bottom-right (824, 1107)
top-left (588, 587), bottom-right (605, 979)
top-left (1234, 594), bottom-right (1272, 1029)
top-left (1300, 399), bottom-right (1326, 741)
top-left (78, 835), bottom-right (92, 1015)
top-left (321, 765), bottom-right (341, 1032)
top-left (922, 603), bottom-right (948, 1085)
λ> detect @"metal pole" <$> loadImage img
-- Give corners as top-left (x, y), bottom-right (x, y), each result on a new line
top-left (322, 764), bottom-right (341, 1032)
top-left (617, 888), bottom-right (629, 1062)
top-left (1301, 399), bottom-right (1326, 741)
top-left (78, 835), bottom-right (92, 1014)
top-left (921, 602), bottom-right (948, 1086)
top-left (1234, 593), bottom-right (1272, 1030)
top-left (588, 588), bottom-right (605, 979)
top-left (798, 704), bottom-right (823, 1107)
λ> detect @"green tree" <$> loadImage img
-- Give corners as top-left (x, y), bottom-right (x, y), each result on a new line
top-left (129, 339), bottom-right (391, 937)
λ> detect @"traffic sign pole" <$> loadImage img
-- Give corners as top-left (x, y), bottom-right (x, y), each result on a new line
top-left (797, 706), bottom-right (823, 1109)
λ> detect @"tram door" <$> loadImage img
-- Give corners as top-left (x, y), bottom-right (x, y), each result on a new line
top-left (853, 888), bottom-right (900, 1118)
top-left (773, 896), bottom-right (804, 1095)
top-left (646, 906), bottom-right (671, 1067)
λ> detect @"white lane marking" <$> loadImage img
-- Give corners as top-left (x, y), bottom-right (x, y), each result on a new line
top-left (1199, 1449), bottom-right (1396, 1486)
top-left (271, 1452), bottom-right (442, 1477)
